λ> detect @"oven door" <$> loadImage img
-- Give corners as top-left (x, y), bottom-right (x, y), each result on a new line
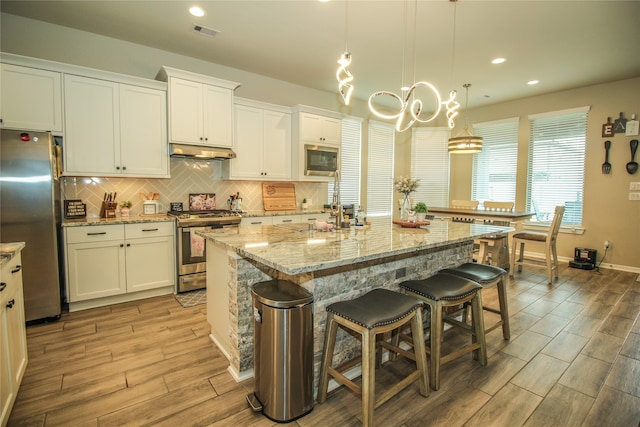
top-left (178, 225), bottom-right (214, 275)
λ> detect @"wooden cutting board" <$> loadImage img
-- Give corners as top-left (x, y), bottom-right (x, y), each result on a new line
top-left (262, 182), bottom-right (297, 211)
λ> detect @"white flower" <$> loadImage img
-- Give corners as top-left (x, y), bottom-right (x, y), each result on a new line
top-left (393, 176), bottom-right (420, 196)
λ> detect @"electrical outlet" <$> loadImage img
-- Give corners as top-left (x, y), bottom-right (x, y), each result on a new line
top-left (630, 182), bottom-right (640, 191)
top-left (630, 192), bottom-right (640, 201)
top-left (604, 240), bottom-right (610, 251)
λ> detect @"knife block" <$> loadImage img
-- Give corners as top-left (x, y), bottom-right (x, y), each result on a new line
top-left (100, 202), bottom-right (118, 219)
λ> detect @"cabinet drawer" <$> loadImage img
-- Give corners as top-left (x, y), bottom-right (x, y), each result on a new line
top-left (272, 215), bottom-right (299, 225)
top-left (125, 222), bottom-right (174, 239)
top-left (66, 225), bottom-right (124, 244)
top-left (298, 213), bottom-right (330, 223)
top-left (240, 217), bottom-right (273, 227)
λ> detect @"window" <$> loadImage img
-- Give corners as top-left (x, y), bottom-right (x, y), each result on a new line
top-left (328, 116), bottom-right (362, 206)
top-left (527, 106), bottom-right (589, 225)
top-left (471, 118), bottom-right (519, 204)
top-left (411, 127), bottom-right (450, 207)
top-left (367, 120), bottom-right (395, 217)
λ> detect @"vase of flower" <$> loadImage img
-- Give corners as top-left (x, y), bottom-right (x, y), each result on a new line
top-left (394, 176), bottom-right (420, 221)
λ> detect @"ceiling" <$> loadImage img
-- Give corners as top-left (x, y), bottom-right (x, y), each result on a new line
top-left (2, 0), bottom-right (640, 109)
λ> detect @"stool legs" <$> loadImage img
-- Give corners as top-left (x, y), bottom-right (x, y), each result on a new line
top-left (496, 278), bottom-right (510, 339)
top-left (317, 313), bottom-right (338, 404)
top-left (318, 307), bottom-right (429, 427)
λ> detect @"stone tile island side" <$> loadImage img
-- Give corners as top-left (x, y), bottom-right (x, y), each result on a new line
top-left (198, 219), bottom-right (510, 389)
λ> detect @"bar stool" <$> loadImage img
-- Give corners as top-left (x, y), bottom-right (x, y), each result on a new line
top-left (440, 263), bottom-right (510, 340)
top-left (317, 288), bottom-right (429, 427)
top-left (399, 273), bottom-right (487, 391)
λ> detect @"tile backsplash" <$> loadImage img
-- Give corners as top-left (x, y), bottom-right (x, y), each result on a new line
top-left (61, 158), bottom-right (327, 217)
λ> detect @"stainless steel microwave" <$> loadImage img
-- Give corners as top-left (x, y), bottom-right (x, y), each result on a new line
top-left (304, 144), bottom-right (339, 177)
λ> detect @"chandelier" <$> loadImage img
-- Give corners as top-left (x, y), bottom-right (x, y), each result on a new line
top-left (448, 83), bottom-right (483, 153)
top-left (367, 0), bottom-right (459, 132)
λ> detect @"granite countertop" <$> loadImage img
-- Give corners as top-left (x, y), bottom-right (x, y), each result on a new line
top-left (0, 242), bottom-right (26, 267)
top-left (62, 215), bottom-right (175, 227)
top-left (199, 219), bottom-right (512, 275)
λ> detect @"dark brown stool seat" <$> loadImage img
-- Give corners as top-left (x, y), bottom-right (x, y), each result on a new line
top-left (440, 263), bottom-right (510, 340)
top-left (399, 273), bottom-right (487, 390)
top-left (317, 288), bottom-right (429, 427)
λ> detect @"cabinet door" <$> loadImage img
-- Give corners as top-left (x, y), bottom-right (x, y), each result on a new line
top-left (64, 75), bottom-right (120, 175)
top-left (0, 297), bottom-right (13, 427)
top-left (119, 84), bottom-right (169, 177)
top-left (263, 110), bottom-right (291, 179)
top-left (66, 240), bottom-right (126, 301)
top-left (4, 279), bottom-right (27, 395)
top-left (168, 78), bottom-right (203, 145)
top-left (320, 116), bottom-right (342, 146)
top-left (231, 104), bottom-right (264, 179)
top-left (202, 84), bottom-right (233, 147)
top-left (0, 64), bottom-right (63, 132)
top-left (299, 113), bottom-right (323, 142)
top-left (125, 236), bottom-right (175, 293)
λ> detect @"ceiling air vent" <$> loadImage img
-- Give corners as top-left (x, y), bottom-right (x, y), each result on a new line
top-left (193, 24), bottom-right (220, 38)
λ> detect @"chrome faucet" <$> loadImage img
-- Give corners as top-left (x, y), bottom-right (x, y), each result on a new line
top-left (330, 170), bottom-right (346, 227)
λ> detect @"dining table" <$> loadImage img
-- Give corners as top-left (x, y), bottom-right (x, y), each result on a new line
top-left (427, 206), bottom-right (535, 270)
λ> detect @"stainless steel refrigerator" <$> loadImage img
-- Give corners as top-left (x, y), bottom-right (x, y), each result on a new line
top-left (1, 129), bottom-right (62, 322)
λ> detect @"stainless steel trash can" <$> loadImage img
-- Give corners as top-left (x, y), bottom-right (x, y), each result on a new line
top-left (248, 279), bottom-right (314, 422)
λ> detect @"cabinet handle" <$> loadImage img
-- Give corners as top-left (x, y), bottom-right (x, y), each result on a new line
top-left (251, 221), bottom-right (263, 225)
top-left (87, 232), bottom-right (107, 236)
top-left (116, 166), bottom-right (120, 170)
top-left (0, 283), bottom-right (6, 292)
top-left (11, 265), bottom-right (22, 274)
top-left (204, 137), bottom-right (208, 141)
top-left (122, 166), bottom-right (126, 170)
top-left (282, 219), bottom-right (293, 223)
top-left (6, 299), bottom-right (15, 309)
top-left (126, 243), bottom-right (131, 247)
top-left (142, 228), bottom-right (159, 232)
top-left (306, 218), bottom-right (317, 221)
top-left (120, 243), bottom-right (124, 247)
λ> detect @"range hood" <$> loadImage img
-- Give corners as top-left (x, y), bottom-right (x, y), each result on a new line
top-left (170, 143), bottom-right (236, 160)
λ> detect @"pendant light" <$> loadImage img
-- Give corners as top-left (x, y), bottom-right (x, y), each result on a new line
top-left (336, 0), bottom-right (353, 105)
top-left (448, 83), bottom-right (483, 154)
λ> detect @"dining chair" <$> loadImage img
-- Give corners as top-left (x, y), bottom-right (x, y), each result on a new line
top-left (451, 200), bottom-right (479, 210)
top-left (476, 201), bottom-right (515, 265)
top-left (510, 205), bottom-right (565, 284)
top-left (451, 200), bottom-right (479, 223)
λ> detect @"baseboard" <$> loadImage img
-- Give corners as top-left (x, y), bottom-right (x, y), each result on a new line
top-left (515, 251), bottom-right (640, 275)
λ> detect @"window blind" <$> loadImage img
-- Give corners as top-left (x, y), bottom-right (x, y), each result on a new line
top-left (367, 120), bottom-right (395, 217)
top-left (411, 127), bottom-right (450, 207)
top-left (328, 116), bottom-right (362, 206)
top-left (472, 118), bottom-right (519, 205)
top-left (527, 106), bottom-right (589, 225)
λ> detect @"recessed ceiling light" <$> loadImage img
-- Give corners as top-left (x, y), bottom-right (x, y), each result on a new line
top-left (527, 80), bottom-right (540, 85)
top-left (491, 57), bottom-right (506, 65)
top-left (189, 6), bottom-right (205, 17)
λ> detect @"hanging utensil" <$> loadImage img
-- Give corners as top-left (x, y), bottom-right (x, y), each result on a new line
top-left (626, 139), bottom-right (638, 174)
top-left (602, 140), bottom-right (611, 174)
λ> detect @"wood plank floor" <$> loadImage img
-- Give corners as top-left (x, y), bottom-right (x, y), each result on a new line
top-left (8, 265), bottom-right (640, 426)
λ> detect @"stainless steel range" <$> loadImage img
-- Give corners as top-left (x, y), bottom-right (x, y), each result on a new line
top-left (168, 209), bottom-right (242, 292)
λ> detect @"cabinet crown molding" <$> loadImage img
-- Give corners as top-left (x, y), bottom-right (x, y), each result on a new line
top-left (156, 66), bottom-right (240, 91)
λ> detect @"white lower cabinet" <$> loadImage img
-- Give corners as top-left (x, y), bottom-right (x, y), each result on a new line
top-left (65, 222), bottom-right (175, 310)
top-left (1, 251), bottom-right (28, 427)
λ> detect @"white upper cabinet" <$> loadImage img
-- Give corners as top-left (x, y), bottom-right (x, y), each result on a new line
top-left (64, 74), bottom-right (168, 178)
top-left (299, 112), bottom-right (341, 146)
top-left (157, 66), bottom-right (240, 148)
top-left (0, 63), bottom-right (63, 132)
top-left (224, 98), bottom-right (291, 180)
top-left (119, 85), bottom-right (168, 177)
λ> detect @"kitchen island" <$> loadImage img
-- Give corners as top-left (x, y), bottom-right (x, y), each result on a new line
top-left (199, 219), bottom-right (510, 385)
